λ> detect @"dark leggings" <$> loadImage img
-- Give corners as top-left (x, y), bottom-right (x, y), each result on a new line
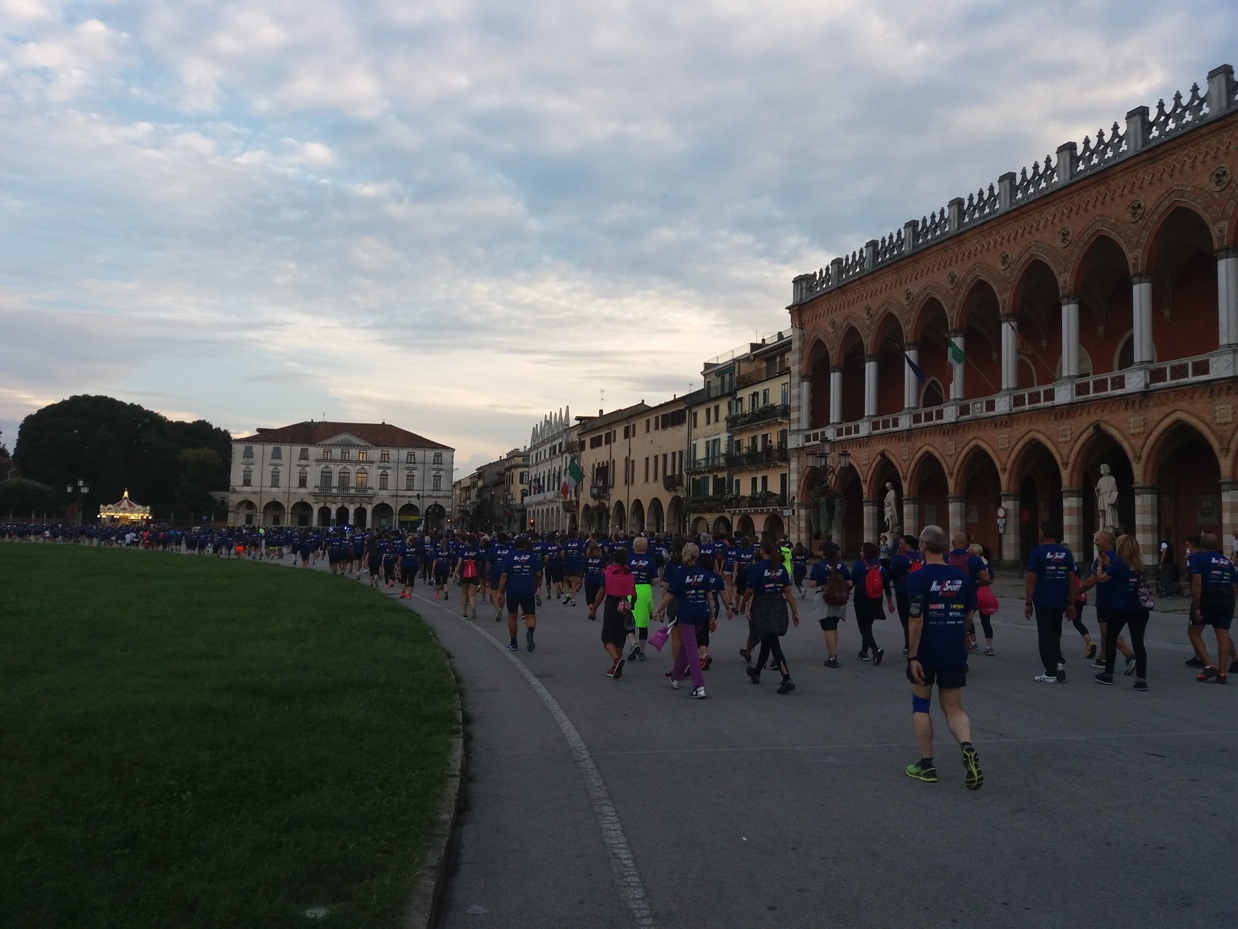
top-left (896, 591), bottom-right (910, 650)
top-left (1104, 609), bottom-right (1148, 678)
top-left (754, 634), bottom-right (789, 679)
top-left (978, 612), bottom-right (994, 640)
top-left (1071, 603), bottom-right (1090, 636)
top-left (856, 614), bottom-right (880, 655)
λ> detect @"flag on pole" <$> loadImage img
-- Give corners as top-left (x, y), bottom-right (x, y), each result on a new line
top-left (562, 458), bottom-right (585, 498)
top-left (904, 353), bottom-right (927, 384)
top-left (948, 339), bottom-right (965, 365)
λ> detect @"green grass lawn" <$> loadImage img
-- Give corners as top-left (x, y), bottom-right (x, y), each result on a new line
top-left (0, 544), bottom-right (459, 929)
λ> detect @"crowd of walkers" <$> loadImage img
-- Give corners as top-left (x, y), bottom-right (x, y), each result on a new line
top-left (9, 515), bottom-right (1237, 790)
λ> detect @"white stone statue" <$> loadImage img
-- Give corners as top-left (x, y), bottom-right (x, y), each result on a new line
top-left (1095, 463), bottom-right (1120, 531)
top-left (883, 481), bottom-right (900, 534)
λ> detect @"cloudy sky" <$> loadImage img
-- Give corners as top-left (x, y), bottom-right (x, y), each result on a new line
top-left (0, 0), bottom-right (1233, 473)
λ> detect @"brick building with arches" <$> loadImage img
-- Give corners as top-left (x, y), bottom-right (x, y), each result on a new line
top-left (788, 64), bottom-right (1238, 566)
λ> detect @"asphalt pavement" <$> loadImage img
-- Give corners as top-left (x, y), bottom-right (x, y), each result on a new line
top-left (319, 564), bottom-right (1237, 929)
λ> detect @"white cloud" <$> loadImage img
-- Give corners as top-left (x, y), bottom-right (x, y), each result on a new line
top-left (0, 0), bottom-right (1233, 468)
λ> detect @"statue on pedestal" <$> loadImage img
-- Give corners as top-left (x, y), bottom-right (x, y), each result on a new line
top-left (883, 481), bottom-right (900, 535)
top-left (1095, 463), bottom-right (1120, 531)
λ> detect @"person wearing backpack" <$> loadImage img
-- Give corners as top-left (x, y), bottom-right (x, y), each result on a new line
top-left (947, 533), bottom-right (991, 652)
top-left (888, 534), bottom-right (924, 657)
top-left (852, 541), bottom-right (894, 665)
top-left (808, 540), bottom-right (850, 668)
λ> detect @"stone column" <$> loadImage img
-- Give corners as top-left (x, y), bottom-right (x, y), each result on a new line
top-left (1001, 315), bottom-right (1019, 391)
top-left (863, 498), bottom-right (879, 545)
top-left (829, 365), bottom-right (843, 425)
top-left (1062, 488), bottom-right (1085, 559)
top-left (1221, 481), bottom-right (1238, 544)
top-left (903, 342), bottom-right (920, 410)
top-left (1131, 274), bottom-right (1154, 364)
top-left (1000, 491), bottom-right (1021, 568)
top-left (1060, 295), bottom-right (1081, 378)
top-left (901, 495), bottom-right (920, 540)
top-left (948, 330), bottom-right (965, 400)
top-left (948, 494), bottom-right (966, 540)
top-left (1133, 484), bottom-right (1158, 571)
top-left (864, 355), bottom-right (879, 419)
top-left (799, 377), bottom-right (812, 430)
top-left (1217, 247), bottom-right (1238, 347)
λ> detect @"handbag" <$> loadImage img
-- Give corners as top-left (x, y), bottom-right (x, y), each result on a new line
top-left (648, 621), bottom-right (674, 653)
top-left (1136, 574), bottom-right (1156, 610)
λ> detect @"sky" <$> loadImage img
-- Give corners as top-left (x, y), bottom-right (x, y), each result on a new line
top-left (0, 1), bottom-right (1234, 476)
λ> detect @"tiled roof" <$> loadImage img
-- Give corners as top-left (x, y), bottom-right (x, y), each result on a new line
top-left (239, 421), bottom-right (452, 450)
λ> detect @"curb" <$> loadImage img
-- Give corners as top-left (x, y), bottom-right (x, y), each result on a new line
top-left (400, 660), bottom-right (467, 929)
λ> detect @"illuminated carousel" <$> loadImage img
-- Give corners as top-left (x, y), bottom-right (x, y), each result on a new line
top-left (98, 489), bottom-right (151, 524)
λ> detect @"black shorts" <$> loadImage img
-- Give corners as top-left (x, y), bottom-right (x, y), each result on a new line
top-left (507, 592), bottom-right (536, 616)
top-left (1199, 610), bottom-right (1234, 630)
top-left (435, 570), bottom-right (450, 583)
top-left (547, 567), bottom-right (564, 583)
top-left (564, 567), bottom-right (581, 579)
top-left (818, 616), bottom-right (840, 632)
top-left (908, 664), bottom-right (967, 689)
top-left (735, 575), bottom-right (749, 595)
top-left (461, 577), bottom-right (478, 588)
top-left (401, 567), bottom-right (417, 584)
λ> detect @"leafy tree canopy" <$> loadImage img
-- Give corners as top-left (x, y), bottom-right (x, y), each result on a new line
top-left (13, 395), bottom-right (232, 517)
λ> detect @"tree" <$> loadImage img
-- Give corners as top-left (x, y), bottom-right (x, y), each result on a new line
top-left (177, 448), bottom-right (224, 516)
top-left (13, 395), bottom-right (233, 518)
top-left (0, 478), bottom-right (59, 518)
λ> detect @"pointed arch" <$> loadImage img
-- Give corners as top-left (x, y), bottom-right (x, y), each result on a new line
top-left (1137, 411), bottom-right (1227, 484)
top-left (1006, 429), bottom-right (1065, 491)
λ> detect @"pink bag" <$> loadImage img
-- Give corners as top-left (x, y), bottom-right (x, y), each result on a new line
top-left (648, 621), bottom-right (674, 652)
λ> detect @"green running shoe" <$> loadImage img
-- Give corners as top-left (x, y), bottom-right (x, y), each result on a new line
top-left (962, 745), bottom-right (984, 791)
top-left (905, 761), bottom-right (938, 783)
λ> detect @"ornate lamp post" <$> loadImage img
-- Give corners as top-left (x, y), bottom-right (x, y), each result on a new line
top-left (65, 479), bottom-right (90, 527)
top-left (804, 438), bottom-right (851, 547)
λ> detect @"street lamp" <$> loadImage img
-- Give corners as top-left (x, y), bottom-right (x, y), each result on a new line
top-left (66, 479), bottom-right (90, 527)
top-left (804, 439), bottom-right (850, 545)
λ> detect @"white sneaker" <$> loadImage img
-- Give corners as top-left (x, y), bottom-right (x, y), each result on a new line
top-left (690, 686), bottom-right (706, 699)
top-left (1033, 673), bottom-right (1058, 683)
top-left (669, 678), bottom-right (680, 690)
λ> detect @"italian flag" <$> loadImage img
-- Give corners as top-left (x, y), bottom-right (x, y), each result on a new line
top-left (562, 458), bottom-right (585, 498)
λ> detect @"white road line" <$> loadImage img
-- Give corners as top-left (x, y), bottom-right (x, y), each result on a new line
top-left (411, 589), bottom-right (657, 929)
top-left (592, 728), bottom-right (1238, 757)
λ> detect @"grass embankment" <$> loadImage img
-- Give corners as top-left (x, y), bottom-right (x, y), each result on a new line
top-left (0, 545), bottom-right (458, 929)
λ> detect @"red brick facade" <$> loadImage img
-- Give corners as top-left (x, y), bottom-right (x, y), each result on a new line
top-left (789, 65), bottom-right (1238, 565)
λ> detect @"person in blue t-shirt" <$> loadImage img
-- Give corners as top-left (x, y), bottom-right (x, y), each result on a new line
top-left (851, 542), bottom-right (893, 665)
top-left (488, 533), bottom-right (513, 621)
top-left (791, 543), bottom-right (809, 598)
top-left (652, 542), bottom-right (714, 699)
top-left (739, 540), bottom-right (801, 693)
top-left (563, 534), bottom-right (584, 606)
top-left (1077, 530), bottom-right (1141, 685)
top-left (1024, 522), bottom-right (1077, 683)
top-left (888, 534), bottom-right (924, 657)
top-left (904, 524), bottom-right (983, 790)
top-left (499, 537), bottom-right (542, 652)
top-left (1186, 530), bottom-right (1237, 682)
top-left (583, 541), bottom-right (606, 622)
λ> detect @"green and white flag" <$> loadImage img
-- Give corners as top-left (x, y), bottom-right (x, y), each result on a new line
top-left (562, 458), bottom-right (585, 497)
top-left (948, 339), bottom-right (966, 365)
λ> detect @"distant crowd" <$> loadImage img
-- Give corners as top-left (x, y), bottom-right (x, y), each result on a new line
top-left (7, 517), bottom-right (1235, 791)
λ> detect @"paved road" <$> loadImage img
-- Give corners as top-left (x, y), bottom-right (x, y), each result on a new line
top-left (331, 566), bottom-right (1236, 928)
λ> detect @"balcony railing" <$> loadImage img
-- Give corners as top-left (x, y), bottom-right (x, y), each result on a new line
top-left (737, 367), bottom-right (789, 390)
top-left (310, 486), bottom-right (376, 497)
top-left (589, 482), bottom-right (611, 499)
top-left (725, 492), bottom-right (788, 512)
top-left (724, 446), bottom-right (790, 470)
top-left (726, 403), bottom-right (791, 430)
top-left (686, 493), bottom-right (732, 511)
top-left (686, 456), bottom-right (726, 474)
top-left (795, 348), bottom-right (1238, 443)
top-left (662, 473), bottom-right (685, 491)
